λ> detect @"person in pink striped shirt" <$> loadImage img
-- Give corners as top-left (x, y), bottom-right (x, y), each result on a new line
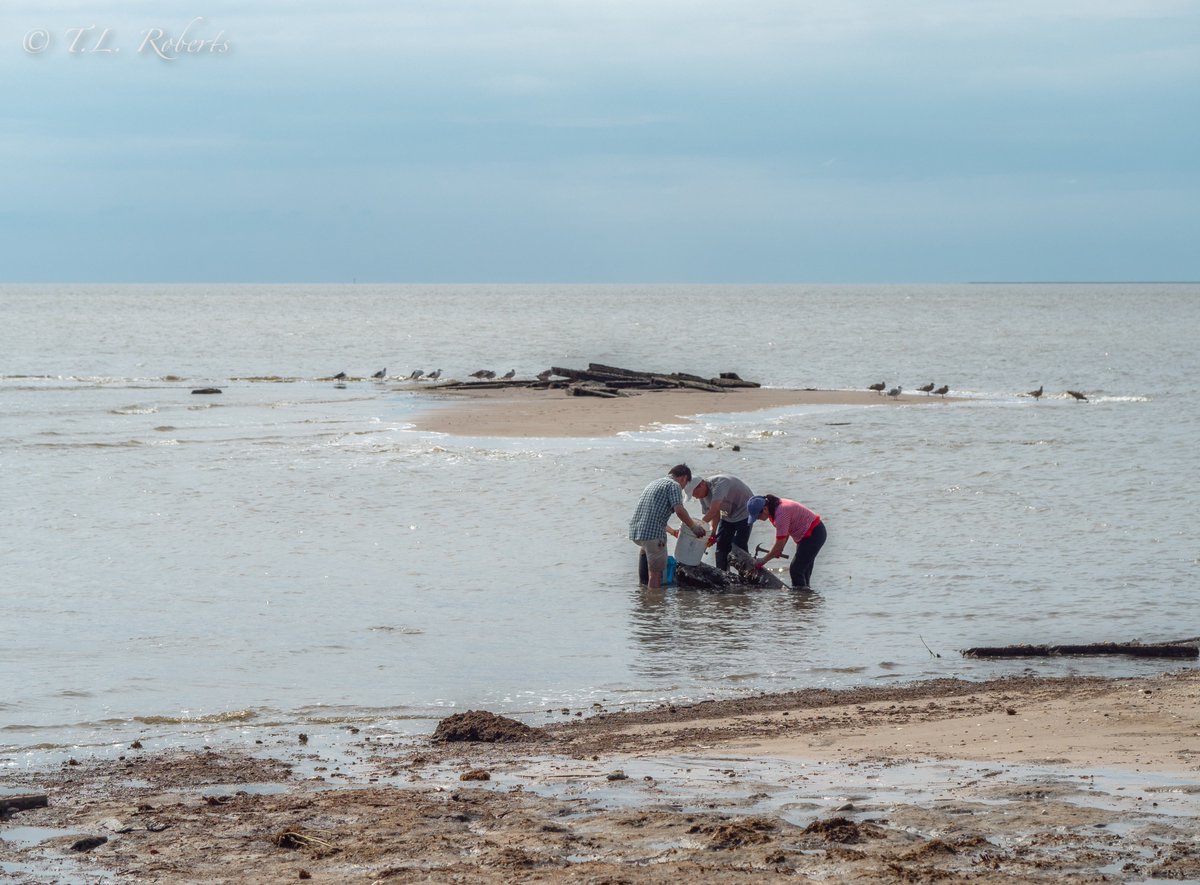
top-left (748, 494), bottom-right (827, 591)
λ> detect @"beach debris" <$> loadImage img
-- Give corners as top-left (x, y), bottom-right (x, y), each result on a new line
top-left (606, 769), bottom-right (628, 781)
top-left (432, 710), bottom-right (542, 743)
top-left (70, 835), bottom-right (108, 852)
top-left (1067, 389), bottom-right (1088, 401)
top-left (271, 827), bottom-right (341, 858)
top-left (1, 793), bottom-right (48, 816)
top-left (962, 642), bottom-right (1197, 659)
top-left (191, 387), bottom-right (222, 395)
top-left (459, 768), bottom-right (491, 781)
top-left (802, 816), bottom-right (883, 844)
top-left (437, 362), bottom-right (761, 394)
top-left (694, 817), bottom-right (776, 850)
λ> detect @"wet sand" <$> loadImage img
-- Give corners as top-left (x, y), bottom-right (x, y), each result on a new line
top-left (408, 386), bottom-right (947, 437)
top-left (5, 670), bottom-right (1198, 883)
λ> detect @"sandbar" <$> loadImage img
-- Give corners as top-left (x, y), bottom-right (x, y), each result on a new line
top-left (409, 386), bottom-right (946, 437)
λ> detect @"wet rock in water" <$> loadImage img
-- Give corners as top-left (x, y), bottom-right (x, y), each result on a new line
top-left (432, 710), bottom-right (541, 743)
top-left (459, 769), bottom-right (490, 781)
top-left (191, 387), bottom-right (222, 395)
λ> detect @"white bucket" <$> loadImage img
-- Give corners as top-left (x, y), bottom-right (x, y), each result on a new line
top-left (673, 525), bottom-right (707, 566)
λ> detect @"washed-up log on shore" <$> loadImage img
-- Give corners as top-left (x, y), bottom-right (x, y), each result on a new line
top-left (2, 793), bottom-right (49, 813)
top-left (962, 642), bottom-right (1198, 660)
top-left (435, 363), bottom-right (760, 394)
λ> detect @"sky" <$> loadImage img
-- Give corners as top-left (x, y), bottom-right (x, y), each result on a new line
top-left (1, 0), bottom-right (1197, 282)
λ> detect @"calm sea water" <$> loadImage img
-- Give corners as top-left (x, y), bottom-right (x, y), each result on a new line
top-left (2, 283), bottom-right (1198, 763)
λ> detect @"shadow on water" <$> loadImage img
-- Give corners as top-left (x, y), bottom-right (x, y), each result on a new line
top-left (628, 585), bottom-right (826, 684)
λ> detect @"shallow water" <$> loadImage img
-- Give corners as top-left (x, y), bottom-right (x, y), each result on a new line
top-left (2, 283), bottom-right (1198, 760)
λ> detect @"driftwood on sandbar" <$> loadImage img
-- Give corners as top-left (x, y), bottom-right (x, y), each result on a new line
top-left (435, 363), bottom-right (760, 394)
top-left (962, 643), bottom-right (1199, 660)
top-left (2, 793), bottom-right (49, 812)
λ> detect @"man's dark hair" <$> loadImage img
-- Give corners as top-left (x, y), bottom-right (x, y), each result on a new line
top-left (668, 464), bottom-right (692, 482)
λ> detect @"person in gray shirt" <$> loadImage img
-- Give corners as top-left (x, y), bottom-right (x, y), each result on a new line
top-left (689, 473), bottom-right (754, 571)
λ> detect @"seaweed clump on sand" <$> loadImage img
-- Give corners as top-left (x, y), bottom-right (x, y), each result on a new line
top-left (432, 710), bottom-right (542, 743)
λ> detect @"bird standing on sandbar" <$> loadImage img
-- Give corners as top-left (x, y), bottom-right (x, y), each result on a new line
top-left (1027, 385), bottom-right (1043, 400)
top-left (469, 369), bottom-right (492, 379)
top-left (426, 369), bottom-right (442, 381)
top-left (501, 369), bottom-right (516, 380)
top-left (868, 381), bottom-right (886, 394)
top-left (372, 368), bottom-right (386, 379)
top-left (918, 382), bottom-right (935, 394)
top-left (934, 385), bottom-right (949, 397)
top-left (536, 369), bottom-right (552, 382)
top-left (408, 370), bottom-right (422, 380)
top-left (886, 386), bottom-right (902, 398)
top-left (332, 371), bottom-right (348, 381)
top-left (1067, 389), bottom-right (1088, 401)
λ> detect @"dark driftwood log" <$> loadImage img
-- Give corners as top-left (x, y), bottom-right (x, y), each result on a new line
top-left (727, 546), bottom-right (787, 589)
top-left (2, 793), bottom-right (49, 812)
top-left (567, 382), bottom-right (623, 398)
top-left (962, 643), bottom-right (1198, 660)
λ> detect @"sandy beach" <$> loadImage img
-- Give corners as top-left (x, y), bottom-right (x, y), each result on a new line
top-left (409, 386), bottom-right (947, 437)
top-left (5, 670), bottom-right (1198, 883)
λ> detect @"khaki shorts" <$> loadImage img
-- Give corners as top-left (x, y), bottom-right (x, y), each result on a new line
top-left (634, 538), bottom-right (668, 573)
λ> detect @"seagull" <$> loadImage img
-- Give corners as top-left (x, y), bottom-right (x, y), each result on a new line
top-left (332, 371), bottom-right (348, 381)
top-left (481, 370), bottom-right (495, 379)
top-left (886, 386), bottom-right (902, 398)
top-left (1067, 389), bottom-right (1088, 402)
top-left (426, 368), bottom-right (442, 381)
top-left (469, 369), bottom-right (492, 379)
top-left (868, 381), bottom-right (886, 394)
top-left (1027, 385), bottom-right (1043, 400)
top-left (934, 385), bottom-right (949, 397)
top-left (918, 382), bottom-right (935, 394)
top-left (500, 369), bottom-right (515, 380)
top-left (408, 370), bottom-right (423, 380)
top-left (536, 369), bottom-right (553, 382)
top-left (372, 368), bottom-right (386, 379)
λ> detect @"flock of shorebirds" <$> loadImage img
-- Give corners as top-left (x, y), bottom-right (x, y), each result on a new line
top-left (868, 381), bottom-right (1089, 401)
top-left (328, 368), bottom-right (553, 385)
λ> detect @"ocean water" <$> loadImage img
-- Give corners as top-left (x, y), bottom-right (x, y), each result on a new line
top-left (2, 283), bottom-right (1198, 762)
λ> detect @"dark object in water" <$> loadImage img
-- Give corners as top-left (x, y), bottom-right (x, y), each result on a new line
top-left (432, 710), bottom-right (542, 743)
top-left (191, 387), bottom-right (222, 395)
top-left (962, 642), bottom-right (1197, 659)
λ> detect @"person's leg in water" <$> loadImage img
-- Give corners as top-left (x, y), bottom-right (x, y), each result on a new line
top-left (636, 539), bottom-right (668, 588)
top-left (715, 518), bottom-right (752, 570)
top-left (788, 521), bottom-right (827, 589)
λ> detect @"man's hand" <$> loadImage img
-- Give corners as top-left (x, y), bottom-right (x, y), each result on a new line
top-left (691, 525), bottom-right (706, 538)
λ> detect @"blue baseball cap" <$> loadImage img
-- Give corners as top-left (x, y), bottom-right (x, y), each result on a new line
top-left (746, 496), bottom-right (767, 524)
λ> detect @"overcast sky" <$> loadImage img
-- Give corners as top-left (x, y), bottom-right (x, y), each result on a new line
top-left (2, 1), bottom-right (1197, 282)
